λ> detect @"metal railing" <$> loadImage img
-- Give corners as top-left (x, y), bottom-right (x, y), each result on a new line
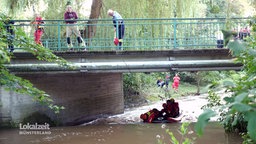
top-left (12, 18), bottom-right (250, 51)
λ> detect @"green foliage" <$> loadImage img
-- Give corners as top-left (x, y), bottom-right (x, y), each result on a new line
top-left (221, 29), bottom-right (238, 46)
top-left (102, 0), bottom-right (206, 19)
top-left (158, 122), bottom-right (196, 144)
top-left (210, 5), bottom-right (220, 14)
top-left (196, 17), bottom-right (256, 143)
top-left (201, 90), bottom-right (221, 110)
top-left (0, 13), bottom-right (70, 113)
top-left (195, 109), bottom-right (216, 136)
top-left (242, 132), bottom-right (256, 144)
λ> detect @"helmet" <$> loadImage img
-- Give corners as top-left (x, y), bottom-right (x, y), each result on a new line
top-left (170, 98), bottom-right (175, 103)
top-left (140, 114), bottom-right (147, 120)
top-left (114, 38), bottom-right (119, 46)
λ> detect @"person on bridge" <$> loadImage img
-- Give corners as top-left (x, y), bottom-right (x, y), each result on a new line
top-left (215, 30), bottom-right (224, 48)
top-left (5, 16), bottom-right (15, 52)
top-left (107, 9), bottom-right (125, 50)
top-left (64, 4), bottom-right (86, 51)
top-left (172, 74), bottom-right (180, 92)
top-left (31, 13), bottom-right (44, 45)
top-left (243, 26), bottom-right (250, 38)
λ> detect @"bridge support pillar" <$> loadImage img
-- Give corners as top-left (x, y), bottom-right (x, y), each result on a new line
top-left (0, 73), bottom-right (124, 126)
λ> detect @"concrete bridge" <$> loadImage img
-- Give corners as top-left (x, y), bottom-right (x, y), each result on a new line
top-left (1, 17), bottom-right (247, 126)
top-left (0, 49), bottom-right (242, 126)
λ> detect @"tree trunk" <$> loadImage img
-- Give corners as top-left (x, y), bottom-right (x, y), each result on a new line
top-left (196, 72), bottom-right (201, 95)
top-left (83, 0), bottom-right (103, 46)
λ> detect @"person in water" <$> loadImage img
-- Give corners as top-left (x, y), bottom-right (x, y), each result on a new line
top-left (140, 108), bottom-right (162, 123)
top-left (160, 98), bottom-right (180, 119)
top-left (140, 98), bottom-right (180, 123)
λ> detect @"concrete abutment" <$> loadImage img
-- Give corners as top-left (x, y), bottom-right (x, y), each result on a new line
top-left (0, 73), bottom-right (124, 127)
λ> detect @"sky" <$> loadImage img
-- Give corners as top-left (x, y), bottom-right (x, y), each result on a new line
top-left (79, 0), bottom-right (93, 18)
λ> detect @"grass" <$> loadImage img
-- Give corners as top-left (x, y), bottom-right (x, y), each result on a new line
top-left (142, 82), bottom-right (208, 103)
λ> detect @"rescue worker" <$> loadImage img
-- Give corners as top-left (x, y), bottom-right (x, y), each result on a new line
top-left (160, 103), bottom-right (169, 119)
top-left (31, 13), bottom-right (44, 45)
top-left (161, 98), bottom-right (180, 119)
top-left (140, 108), bottom-right (161, 123)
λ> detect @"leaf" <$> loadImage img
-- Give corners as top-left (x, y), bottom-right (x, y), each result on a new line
top-left (247, 115), bottom-right (256, 142)
top-left (224, 97), bottom-right (234, 103)
top-left (221, 29), bottom-right (237, 46)
top-left (227, 40), bottom-right (246, 56)
top-left (195, 109), bottom-right (216, 136)
top-left (234, 92), bottom-right (248, 102)
top-left (248, 49), bottom-right (256, 57)
top-left (222, 80), bottom-right (236, 87)
top-left (247, 74), bottom-right (256, 82)
top-left (180, 122), bottom-right (190, 135)
top-left (166, 129), bottom-right (179, 144)
top-left (232, 102), bottom-right (252, 112)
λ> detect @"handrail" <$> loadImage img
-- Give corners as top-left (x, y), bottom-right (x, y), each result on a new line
top-left (9, 17), bottom-right (250, 51)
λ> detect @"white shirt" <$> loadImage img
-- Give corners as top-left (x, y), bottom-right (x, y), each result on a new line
top-left (215, 31), bottom-right (223, 40)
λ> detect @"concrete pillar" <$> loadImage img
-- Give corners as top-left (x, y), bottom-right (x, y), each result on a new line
top-left (0, 87), bottom-right (40, 127)
top-left (1, 73), bottom-right (124, 126)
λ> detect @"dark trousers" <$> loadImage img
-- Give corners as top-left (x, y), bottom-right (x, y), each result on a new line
top-left (7, 35), bottom-right (14, 52)
top-left (117, 24), bottom-right (125, 49)
top-left (217, 40), bottom-right (223, 48)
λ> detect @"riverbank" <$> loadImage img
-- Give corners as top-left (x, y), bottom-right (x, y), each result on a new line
top-left (84, 90), bottom-right (229, 125)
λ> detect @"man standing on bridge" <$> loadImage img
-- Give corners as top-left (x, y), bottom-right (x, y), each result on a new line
top-left (64, 4), bottom-right (86, 51)
top-left (107, 9), bottom-right (125, 50)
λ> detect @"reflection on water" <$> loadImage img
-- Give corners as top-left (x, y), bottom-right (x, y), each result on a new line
top-left (0, 123), bottom-right (242, 144)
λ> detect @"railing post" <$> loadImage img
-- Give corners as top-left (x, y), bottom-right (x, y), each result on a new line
top-left (173, 18), bottom-right (177, 49)
top-left (45, 40), bottom-right (48, 48)
top-left (57, 21), bottom-right (61, 50)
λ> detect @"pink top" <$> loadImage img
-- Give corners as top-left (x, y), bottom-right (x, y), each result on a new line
top-left (173, 76), bottom-right (180, 83)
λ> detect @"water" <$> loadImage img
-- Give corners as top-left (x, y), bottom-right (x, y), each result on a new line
top-left (0, 91), bottom-right (242, 144)
top-left (0, 123), bottom-right (242, 144)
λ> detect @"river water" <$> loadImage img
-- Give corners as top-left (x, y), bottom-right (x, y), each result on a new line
top-left (0, 92), bottom-right (243, 144)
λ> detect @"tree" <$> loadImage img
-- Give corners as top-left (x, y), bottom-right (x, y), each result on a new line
top-left (84, 0), bottom-right (102, 45)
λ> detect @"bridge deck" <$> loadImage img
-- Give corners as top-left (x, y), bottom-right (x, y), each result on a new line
top-left (8, 49), bottom-right (242, 73)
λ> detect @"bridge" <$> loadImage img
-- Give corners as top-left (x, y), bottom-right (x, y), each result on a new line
top-left (1, 18), bottom-right (247, 126)
top-left (8, 49), bottom-right (242, 73)
top-left (11, 17), bottom-right (249, 51)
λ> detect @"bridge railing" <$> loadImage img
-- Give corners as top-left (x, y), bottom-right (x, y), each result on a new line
top-left (12, 18), bottom-right (249, 51)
